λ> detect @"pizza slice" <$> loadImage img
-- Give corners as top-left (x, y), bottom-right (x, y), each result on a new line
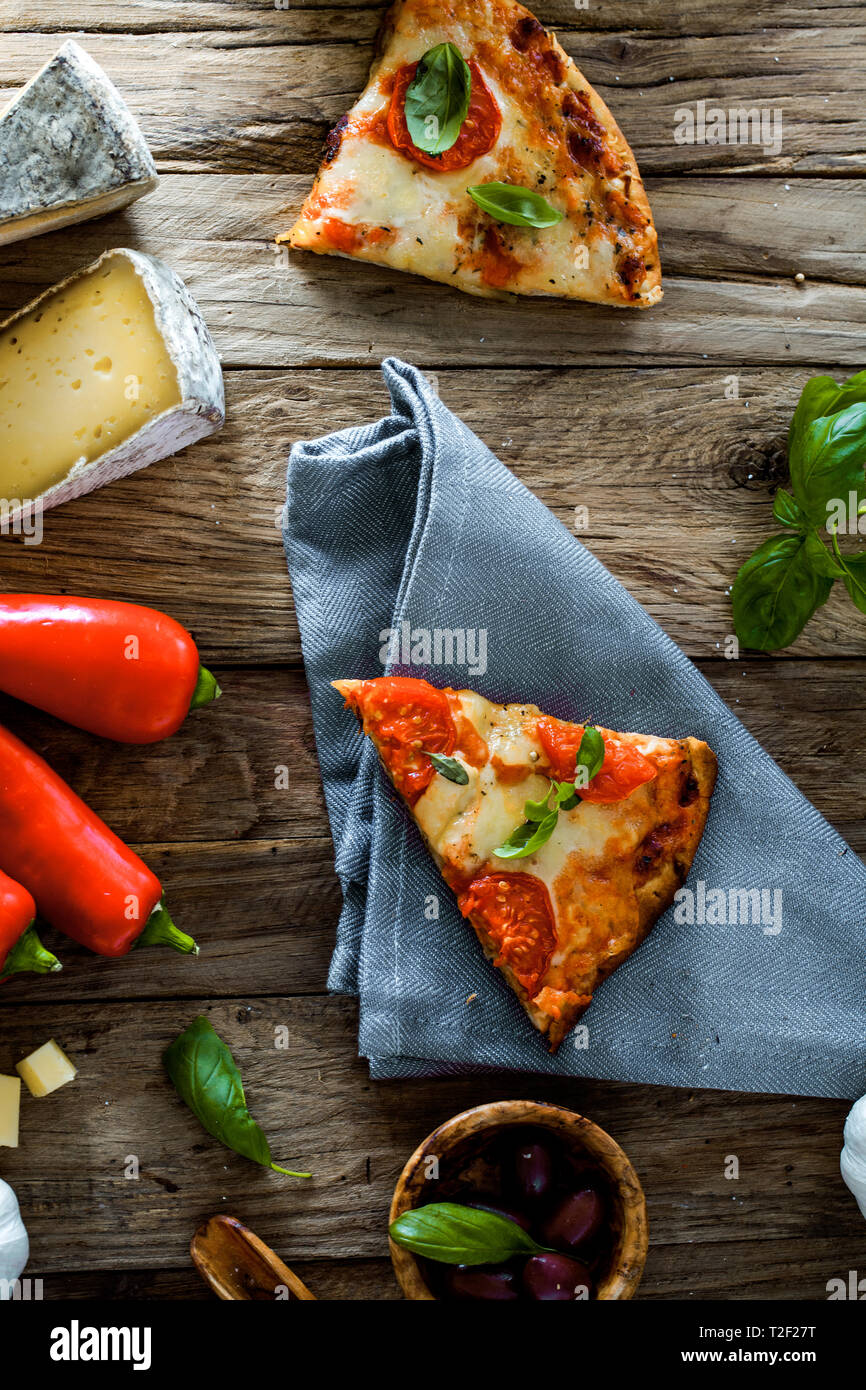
top-left (335, 676), bottom-right (716, 1050)
top-left (284, 0), bottom-right (661, 307)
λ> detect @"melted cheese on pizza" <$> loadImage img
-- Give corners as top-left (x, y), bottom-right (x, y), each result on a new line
top-left (287, 0), bottom-right (661, 307)
top-left (335, 677), bottom-right (716, 1049)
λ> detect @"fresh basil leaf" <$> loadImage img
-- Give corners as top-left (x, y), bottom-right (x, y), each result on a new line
top-left (426, 751), bottom-right (469, 785)
top-left (467, 182), bottom-right (564, 228)
top-left (839, 553), bottom-right (866, 614)
top-left (495, 808), bottom-right (559, 859)
top-left (732, 534), bottom-right (833, 651)
top-left (390, 1202), bottom-right (548, 1266)
top-left (404, 43), bottom-right (471, 156)
top-left (830, 529), bottom-right (866, 614)
top-left (163, 1017), bottom-right (311, 1177)
top-left (524, 785), bottom-right (555, 822)
top-left (788, 375), bottom-right (844, 462)
top-left (789, 370), bottom-right (866, 462)
top-left (773, 488), bottom-right (807, 531)
top-left (789, 401), bottom-right (866, 526)
top-left (575, 725), bottom-right (605, 785)
top-left (804, 529), bottom-right (845, 579)
top-left (553, 779), bottom-right (579, 810)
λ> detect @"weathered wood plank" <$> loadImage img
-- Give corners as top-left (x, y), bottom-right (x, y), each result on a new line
top-left (4, 1), bottom-right (861, 40)
top-left (0, 178), bottom-right (860, 366)
top-left (0, 172), bottom-right (854, 289)
top-left (0, 838), bottom-right (341, 1005)
top-left (0, 994), bottom-right (859, 1291)
top-left (3, 368), bottom-right (866, 662)
top-left (1, 26), bottom-right (865, 175)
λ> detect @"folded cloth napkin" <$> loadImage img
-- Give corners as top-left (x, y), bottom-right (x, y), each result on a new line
top-left (284, 357), bottom-right (866, 1098)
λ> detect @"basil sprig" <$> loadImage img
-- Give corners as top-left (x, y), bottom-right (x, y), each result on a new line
top-left (468, 182), bottom-right (564, 228)
top-left (163, 1017), bottom-right (311, 1177)
top-left (732, 369), bottom-right (866, 650)
top-left (425, 750), bottom-right (469, 785)
top-left (495, 726), bottom-right (604, 859)
top-left (390, 1202), bottom-right (550, 1265)
top-left (405, 43), bottom-right (471, 156)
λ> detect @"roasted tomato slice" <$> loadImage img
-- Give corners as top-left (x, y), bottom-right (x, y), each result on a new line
top-left (458, 872), bottom-right (556, 996)
top-left (350, 676), bottom-right (456, 804)
top-left (536, 716), bottom-right (657, 804)
top-left (386, 60), bottom-right (502, 172)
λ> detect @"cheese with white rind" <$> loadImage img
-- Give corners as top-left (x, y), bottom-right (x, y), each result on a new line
top-left (0, 40), bottom-right (158, 246)
top-left (0, 247), bottom-right (225, 520)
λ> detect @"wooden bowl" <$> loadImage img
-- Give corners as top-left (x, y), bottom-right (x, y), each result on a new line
top-left (389, 1100), bottom-right (648, 1301)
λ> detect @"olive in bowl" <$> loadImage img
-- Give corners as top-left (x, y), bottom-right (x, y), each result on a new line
top-left (389, 1100), bottom-right (648, 1301)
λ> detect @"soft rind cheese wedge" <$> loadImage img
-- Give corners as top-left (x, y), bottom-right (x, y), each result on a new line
top-left (0, 40), bottom-right (158, 246)
top-left (0, 1074), bottom-right (21, 1147)
top-left (16, 1040), bottom-right (77, 1099)
top-left (0, 247), bottom-right (225, 518)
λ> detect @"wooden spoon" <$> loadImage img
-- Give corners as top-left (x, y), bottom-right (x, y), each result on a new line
top-left (191, 1214), bottom-right (317, 1301)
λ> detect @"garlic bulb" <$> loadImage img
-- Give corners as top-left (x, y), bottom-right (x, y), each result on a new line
top-left (0, 1177), bottom-right (29, 1295)
top-left (841, 1095), bottom-right (866, 1220)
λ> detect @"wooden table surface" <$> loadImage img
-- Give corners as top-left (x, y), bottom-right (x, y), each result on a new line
top-left (1, 0), bottom-right (864, 1301)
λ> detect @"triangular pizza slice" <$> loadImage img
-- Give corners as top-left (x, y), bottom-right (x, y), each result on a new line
top-left (286, 0), bottom-right (661, 306)
top-left (335, 677), bottom-right (716, 1050)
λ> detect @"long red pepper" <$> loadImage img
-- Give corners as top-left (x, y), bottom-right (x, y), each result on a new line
top-left (0, 723), bottom-right (197, 958)
top-left (0, 868), bottom-right (61, 980)
top-left (0, 595), bottom-right (220, 744)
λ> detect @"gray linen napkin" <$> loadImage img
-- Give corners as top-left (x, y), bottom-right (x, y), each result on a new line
top-left (284, 357), bottom-right (866, 1098)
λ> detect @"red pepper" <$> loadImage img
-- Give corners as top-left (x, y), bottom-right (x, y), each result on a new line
top-left (0, 595), bottom-right (220, 744)
top-left (0, 868), bottom-right (61, 980)
top-left (0, 723), bottom-right (197, 958)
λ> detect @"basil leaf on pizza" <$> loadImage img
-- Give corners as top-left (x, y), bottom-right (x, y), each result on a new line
top-left (574, 725), bottom-right (605, 786)
top-left (404, 42), bottom-right (471, 156)
top-left (467, 182), bottom-right (564, 228)
top-left (495, 805), bottom-right (560, 859)
top-left (426, 751), bottom-right (470, 785)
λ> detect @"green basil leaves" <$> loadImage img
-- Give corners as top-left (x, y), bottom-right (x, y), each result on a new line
top-left (468, 182), bottom-right (564, 228)
top-left (163, 1017), bottom-right (311, 1177)
top-left (426, 751), bottom-right (469, 785)
top-left (405, 43), bottom-right (471, 156)
top-left (389, 1202), bottom-right (550, 1265)
top-left (494, 727), bottom-right (604, 859)
top-left (732, 369), bottom-right (866, 651)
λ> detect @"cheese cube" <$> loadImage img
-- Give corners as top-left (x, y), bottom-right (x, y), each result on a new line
top-left (0, 1074), bottom-right (21, 1147)
top-left (16, 1040), bottom-right (77, 1098)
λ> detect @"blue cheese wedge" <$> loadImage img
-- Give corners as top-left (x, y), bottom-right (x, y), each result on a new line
top-left (0, 248), bottom-right (225, 516)
top-left (0, 40), bottom-right (158, 246)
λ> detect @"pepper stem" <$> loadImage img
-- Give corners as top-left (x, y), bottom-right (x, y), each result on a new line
top-left (1, 924), bottom-right (62, 978)
top-left (190, 666), bottom-right (222, 711)
top-left (138, 902), bottom-right (199, 955)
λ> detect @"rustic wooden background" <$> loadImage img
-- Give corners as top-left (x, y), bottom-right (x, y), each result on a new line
top-left (0, 0), bottom-right (864, 1300)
